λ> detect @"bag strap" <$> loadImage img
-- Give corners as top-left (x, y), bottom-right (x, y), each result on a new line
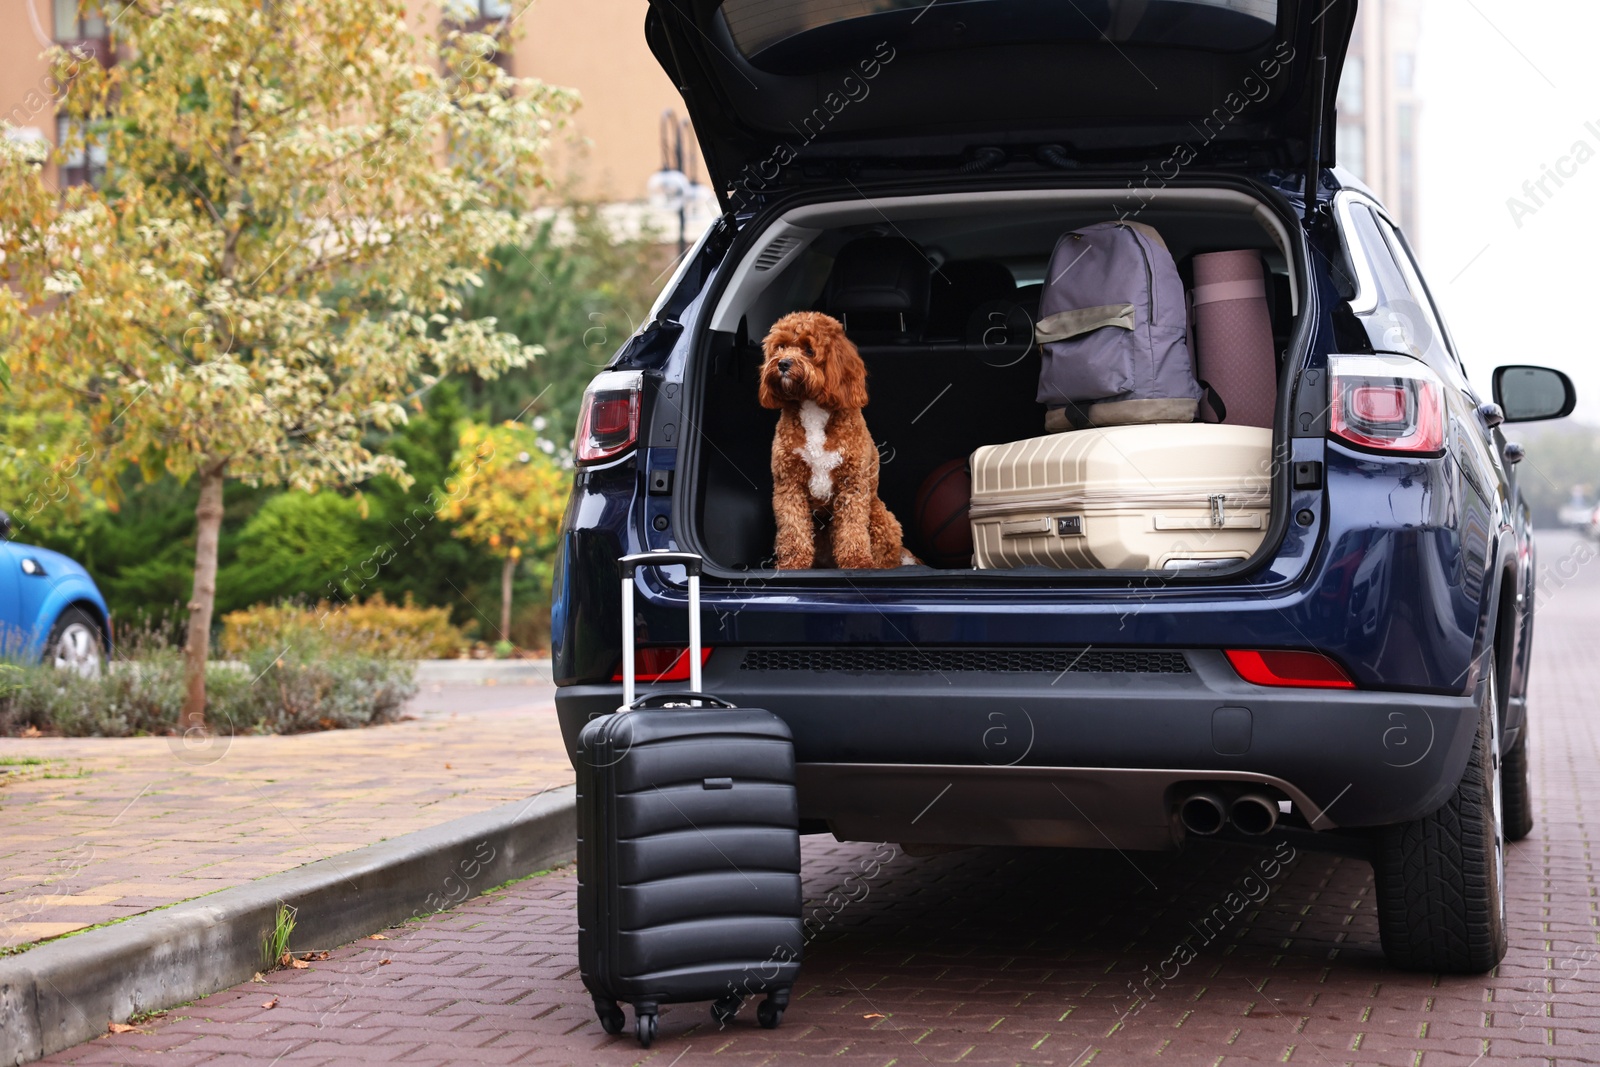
top-left (1034, 304), bottom-right (1136, 344)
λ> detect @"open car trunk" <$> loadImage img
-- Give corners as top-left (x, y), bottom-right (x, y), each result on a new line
top-left (680, 184), bottom-right (1309, 579)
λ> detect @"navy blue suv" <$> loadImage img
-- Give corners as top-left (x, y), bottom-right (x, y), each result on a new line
top-left (552, 0), bottom-right (1576, 974)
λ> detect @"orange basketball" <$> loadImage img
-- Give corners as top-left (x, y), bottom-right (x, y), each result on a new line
top-left (913, 459), bottom-right (973, 568)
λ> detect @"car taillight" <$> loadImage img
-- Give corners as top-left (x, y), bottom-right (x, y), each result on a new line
top-left (575, 370), bottom-right (643, 464)
top-left (1328, 353), bottom-right (1446, 455)
top-left (611, 646), bottom-right (712, 683)
top-left (1225, 649), bottom-right (1356, 689)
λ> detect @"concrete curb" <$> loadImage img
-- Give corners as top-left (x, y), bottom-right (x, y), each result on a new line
top-left (0, 785), bottom-right (577, 1065)
top-left (414, 659), bottom-right (554, 685)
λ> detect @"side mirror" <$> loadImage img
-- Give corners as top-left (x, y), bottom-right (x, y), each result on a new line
top-left (0, 510), bottom-right (11, 539)
top-left (1493, 365), bottom-right (1576, 423)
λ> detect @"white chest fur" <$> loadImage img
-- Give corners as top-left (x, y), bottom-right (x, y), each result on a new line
top-left (794, 400), bottom-right (844, 501)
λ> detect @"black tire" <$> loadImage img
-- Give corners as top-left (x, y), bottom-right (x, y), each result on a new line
top-left (45, 607), bottom-right (106, 677)
top-left (1502, 720), bottom-right (1534, 842)
top-left (635, 1012), bottom-right (657, 1048)
top-left (756, 999), bottom-right (783, 1029)
top-left (1373, 666), bottom-right (1508, 973)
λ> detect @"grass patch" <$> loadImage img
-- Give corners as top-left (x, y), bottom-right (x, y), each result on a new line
top-left (262, 903), bottom-right (297, 969)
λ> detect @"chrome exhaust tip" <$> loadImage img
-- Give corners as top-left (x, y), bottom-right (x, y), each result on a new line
top-left (1179, 792), bottom-right (1227, 836)
top-left (1229, 794), bottom-right (1279, 836)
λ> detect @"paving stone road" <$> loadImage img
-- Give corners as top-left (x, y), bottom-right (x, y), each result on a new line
top-left (44, 532), bottom-right (1600, 1065)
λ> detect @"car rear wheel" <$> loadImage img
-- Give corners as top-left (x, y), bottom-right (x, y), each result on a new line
top-left (1501, 720), bottom-right (1534, 842)
top-left (1373, 666), bottom-right (1508, 973)
top-left (46, 608), bottom-right (105, 678)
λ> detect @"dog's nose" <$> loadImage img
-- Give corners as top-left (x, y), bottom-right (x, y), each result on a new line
top-left (777, 359), bottom-right (793, 374)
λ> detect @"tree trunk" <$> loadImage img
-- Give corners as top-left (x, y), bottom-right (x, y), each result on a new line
top-left (500, 554), bottom-right (516, 642)
top-left (181, 460), bottom-right (227, 732)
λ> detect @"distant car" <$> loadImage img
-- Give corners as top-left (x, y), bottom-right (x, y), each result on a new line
top-left (1589, 504), bottom-right (1600, 541)
top-left (0, 511), bottom-right (111, 675)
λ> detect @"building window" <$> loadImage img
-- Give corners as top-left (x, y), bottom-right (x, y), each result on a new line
top-left (444, 0), bottom-right (512, 23)
top-left (1337, 56), bottom-right (1364, 116)
top-left (53, 0), bottom-right (105, 41)
top-left (56, 117), bottom-right (106, 189)
top-left (1337, 124), bottom-right (1365, 181)
top-left (1395, 52), bottom-right (1415, 91)
top-left (442, 0), bottom-right (513, 73)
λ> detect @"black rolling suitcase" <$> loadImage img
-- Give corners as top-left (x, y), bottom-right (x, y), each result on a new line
top-left (576, 551), bottom-right (802, 1048)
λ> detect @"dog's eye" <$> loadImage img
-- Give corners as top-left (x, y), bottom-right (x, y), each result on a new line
top-left (801, 343), bottom-right (814, 357)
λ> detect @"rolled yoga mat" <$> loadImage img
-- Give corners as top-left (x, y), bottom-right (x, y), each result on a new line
top-left (1190, 250), bottom-right (1278, 429)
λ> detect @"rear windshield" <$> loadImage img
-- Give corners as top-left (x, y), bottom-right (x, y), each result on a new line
top-left (720, 0), bottom-right (1281, 64)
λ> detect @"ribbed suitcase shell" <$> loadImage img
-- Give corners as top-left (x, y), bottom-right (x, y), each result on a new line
top-left (576, 707), bottom-right (803, 1010)
top-left (969, 424), bottom-right (1272, 570)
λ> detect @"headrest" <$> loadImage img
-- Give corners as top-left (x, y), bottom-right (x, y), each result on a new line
top-left (927, 260), bottom-right (1016, 338)
top-left (822, 236), bottom-right (932, 340)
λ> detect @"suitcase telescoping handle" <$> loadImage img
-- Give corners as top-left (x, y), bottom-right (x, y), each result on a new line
top-left (628, 692), bottom-right (735, 710)
top-left (618, 551), bottom-right (703, 708)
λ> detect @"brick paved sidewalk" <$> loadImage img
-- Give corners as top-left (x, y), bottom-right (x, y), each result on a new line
top-left (0, 681), bottom-right (571, 950)
top-left (41, 531), bottom-right (1600, 1065)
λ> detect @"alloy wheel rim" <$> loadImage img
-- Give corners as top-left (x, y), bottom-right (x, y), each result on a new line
top-left (52, 623), bottom-right (101, 678)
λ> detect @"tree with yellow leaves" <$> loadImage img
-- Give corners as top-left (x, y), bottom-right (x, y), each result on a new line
top-left (438, 421), bottom-right (570, 643)
top-left (0, 0), bottom-right (574, 729)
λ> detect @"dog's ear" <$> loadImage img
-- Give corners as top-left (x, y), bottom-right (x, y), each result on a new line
top-left (821, 321), bottom-right (869, 410)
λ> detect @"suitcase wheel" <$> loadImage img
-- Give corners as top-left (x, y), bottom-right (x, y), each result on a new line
top-left (635, 1010), bottom-right (658, 1048)
top-left (711, 994), bottom-right (743, 1026)
top-left (593, 999), bottom-right (626, 1036)
top-left (757, 998), bottom-right (784, 1029)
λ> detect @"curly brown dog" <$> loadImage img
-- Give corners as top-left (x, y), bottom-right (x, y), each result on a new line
top-left (759, 311), bottom-right (912, 570)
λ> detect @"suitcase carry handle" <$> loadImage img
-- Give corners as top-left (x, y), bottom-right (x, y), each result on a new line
top-left (618, 551), bottom-right (703, 707)
top-left (627, 691), bottom-right (736, 710)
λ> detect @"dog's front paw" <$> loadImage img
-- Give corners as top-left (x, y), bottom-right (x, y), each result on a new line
top-left (774, 546), bottom-right (814, 570)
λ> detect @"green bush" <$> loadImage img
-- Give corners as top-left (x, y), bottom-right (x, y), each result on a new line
top-left (0, 635), bottom-right (416, 738)
top-left (220, 491), bottom-right (371, 606)
top-left (219, 595), bottom-right (467, 660)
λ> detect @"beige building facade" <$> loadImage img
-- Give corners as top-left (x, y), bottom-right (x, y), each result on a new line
top-left (8, 2), bottom-right (1418, 243)
top-left (1336, 0), bottom-right (1422, 239)
top-left (2, 0), bottom-right (704, 221)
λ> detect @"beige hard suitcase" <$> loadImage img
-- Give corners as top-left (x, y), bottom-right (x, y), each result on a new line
top-left (969, 425), bottom-right (1273, 571)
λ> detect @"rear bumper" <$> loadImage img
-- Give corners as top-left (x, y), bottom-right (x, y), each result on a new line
top-left (554, 648), bottom-right (1478, 847)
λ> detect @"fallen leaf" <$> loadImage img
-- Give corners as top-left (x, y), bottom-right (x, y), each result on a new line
top-left (107, 1022), bottom-right (148, 1035)
top-left (262, 997), bottom-right (278, 1010)
top-left (289, 958), bottom-right (310, 969)
top-left (251, 972), bottom-right (267, 983)
top-left (444, 763), bottom-right (453, 770)
top-left (379, 958), bottom-right (391, 965)
top-left (20, 726), bottom-right (41, 738)
top-left (366, 933), bottom-right (388, 940)
top-left (278, 952), bottom-right (293, 967)
top-left (299, 951), bottom-right (330, 961)
top-left (863, 1013), bottom-right (884, 1020)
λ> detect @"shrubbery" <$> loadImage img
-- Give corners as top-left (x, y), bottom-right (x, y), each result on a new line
top-left (219, 595), bottom-right (467, 660)
top-left (0, 618), bottom-right (420, 738)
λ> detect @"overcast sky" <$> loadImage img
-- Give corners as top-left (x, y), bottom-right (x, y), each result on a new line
top-left (1415, 0), bottom-right (1599, 425)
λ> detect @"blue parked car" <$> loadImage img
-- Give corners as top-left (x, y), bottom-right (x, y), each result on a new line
top-left (552, 0), bottom-right (1576, 974)
top-left (0, 512), bottom-right (111, 675)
